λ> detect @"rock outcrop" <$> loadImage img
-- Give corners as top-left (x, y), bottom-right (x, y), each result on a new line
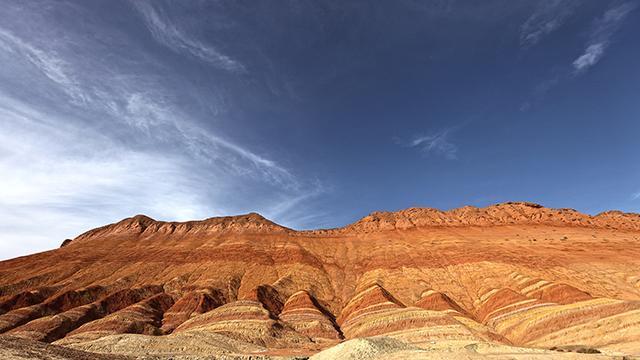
top-left (56, 292), bottom-right (174, 345)
top-left (279, 291), bottom-right (341, 341)
top-left (8, 286), bottom-right (164, 343)
top-left (415, 290), bottom-right (470, 316)
top-left (0, 286), bottom-right (108, 334)
top-left (160, 288), bottom-right (226, 334)
top-left (334, 202), bottom-right (640, 233)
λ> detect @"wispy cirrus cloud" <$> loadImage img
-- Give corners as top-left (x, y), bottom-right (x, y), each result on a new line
top-left (520, 0), bottom-right (579, 48)
top-left (132, 1), bottom-right (245, 73)
top-left (0, 3), bottom-right (323, 260)
top-left (0, 28), bottom-right (87, 104)
top-left (0, 92), bottom-right (223, 259)
top-left (573, 43), bottom-right (605, 71)
top-left (401, 129), bottom-right (459, 160)
top-left (632, 191), bottom-right (640, 200)
top-left (120, 92), bottom-right (297, 188)
top-left (521, 2), bottom-right (637, 110)
top-left (0, 20), bottom-right (291, 189)
top-left (573, 2), bottom-right (637, 73)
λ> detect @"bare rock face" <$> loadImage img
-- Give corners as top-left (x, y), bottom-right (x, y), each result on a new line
top-left (1, 202), bottom-right (640, 358)
top-left (172, 299), bottom-right (317, 352)
top-left (335, 202), bottom-right (640, 233)
top-left (8, 286), bottom-right (163, 343)
top-left (415, 290), bottom-right (470, 316)
top-left (174, 300), bottom-right (273, 333)
top-left (0, 286), bottom-right (108, 334)
top-left (527, 282), bottom-right (593, 304)
top-left (279, 290), bottom-right (341, 341)
top-left (72, 213), bottom-right (291, 245)
top-left (0, 287), bottom-right (59, 316)
top-left (243, 284), bottom-right (285, 317)
top-left (56, 292), bottom-right (174, 345)
top-left (160, 288), bottom-right (226, 334)
top-left (336, 284), bottom-right (404, 328)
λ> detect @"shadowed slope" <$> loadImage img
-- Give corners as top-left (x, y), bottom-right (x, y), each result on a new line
top-left (0, 286), bottom-right (108, 334)
top-left (8, 286), bottom-right (163, 343)
top-left (279, 290), bottom-right (342, 341)
top-left (160, 288), bottom-right (226, 334)
top-left (54, 292), bottom-right (174, 345)
top-left (0, 287), bottom-right (59, 316)
top-left (415, 290), bottom-right (471, 317)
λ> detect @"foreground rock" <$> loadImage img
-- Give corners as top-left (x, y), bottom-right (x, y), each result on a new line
top-left (0, 335), bottom-right (132, 360)
top-left (309, 337), bottom-right (628, 360)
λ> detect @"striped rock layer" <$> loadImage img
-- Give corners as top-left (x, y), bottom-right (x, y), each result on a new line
top-left (279, 290), bottom-right (341, 341)
top-left (0, 202), bottom-right (639, 357)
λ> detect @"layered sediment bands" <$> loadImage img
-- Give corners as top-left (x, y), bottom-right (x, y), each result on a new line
top-left (0, 287), bottom-right (58, 315)
top-left (160, 288), bottom-right (226, 334)
top-left (279, 291), bottom-right (341, 341)
top-left (335, 202), bottom-right (640, 233)
top-left (475, 288), bottom-right (545, 322)
top-left (73, 212), bottom-right (291, 245)
top-left (526, 307), bottom-right (640, 355)
top-left (56, 293), bottom-right (174, 345)
top-left (7, 286), bottom-right (164, 342)
top-left (0, 286), bottom-right (108, 333)
top-left (175, 300), bottom-right (272, 332)
top-left (508, 274), bottom-right (595, 305)
top-left (471, 279), bottom-right (640, 351)
top-left (488, 297), bottom-right (640, 345)
top-left (525, 282), bottom-right (593, 304)
top-left (415, 290), bottom-right (470, 316)
top-left (336, 285), bottom-right (495, 344)
top-left (243, 284), bottom-right (285, 317)
top-left (1, 202), bottom-right (640, 357)
top-left (336, 285), bottom-right (404, 327)
top-left (174, 299), bottom-right (314, 349)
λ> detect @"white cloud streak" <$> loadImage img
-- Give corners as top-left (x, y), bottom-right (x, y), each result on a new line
top-left (406, 129), bottom-right (458, 160)
top-left (0, 28), bottom-right (87, 104)
top-left (0, 93), bottom-right (225, 260)
top-left (573, 43), bottom-right (605, 71)
top-left (520, 0), bottom-right (579, 48)
top-left (0, 10), bottom-right (322, 260)
top-left (0, 21), bottom-right (292, 189)
top-left (632, 191), bottom-right (640, 200)
top-left (132, 1), bottom-right (245, 73)
top-left (120, 92), bottom-right (297, 188)
top-left (523, 2), bottom-right (637, 109)
top-left (573, 2), bottom-right (637, 73)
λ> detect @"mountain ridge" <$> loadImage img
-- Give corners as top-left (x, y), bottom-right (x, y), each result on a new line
top-left (71, 202), bottom-right (640, 245)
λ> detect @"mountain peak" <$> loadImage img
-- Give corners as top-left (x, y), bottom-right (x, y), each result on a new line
top-left (72, 212), bottom-right (290, 244)
top-left (338, 202), bottom-right (640, 233)
top-left (70, 202), bottom-right (640, 244)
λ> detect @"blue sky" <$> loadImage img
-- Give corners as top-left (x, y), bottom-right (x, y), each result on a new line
top-left (0, 0), bottom-right (639, 259)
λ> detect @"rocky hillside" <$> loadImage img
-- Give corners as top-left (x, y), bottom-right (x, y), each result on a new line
top-left (1, 202), bottom-right (639, 359)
